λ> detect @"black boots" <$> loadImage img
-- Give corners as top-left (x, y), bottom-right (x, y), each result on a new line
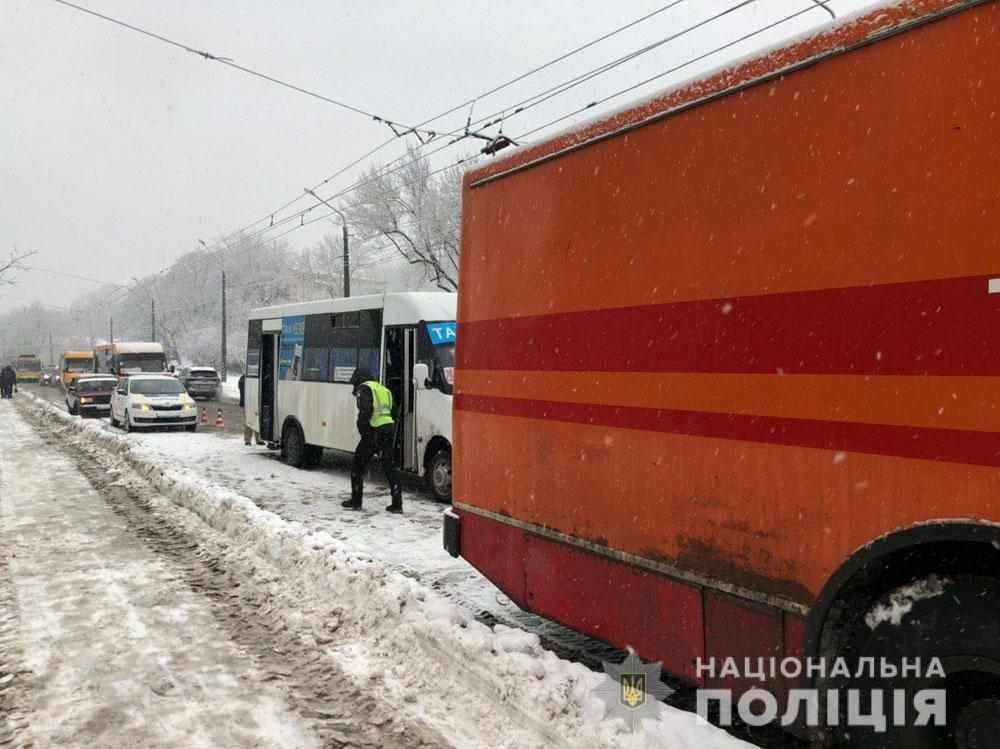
top-left (385, 487), bottom-right (403, 514)
top-left (342, 477), bottom-right (363, 510)
top-left (344, 477), bottom-right (402, 513)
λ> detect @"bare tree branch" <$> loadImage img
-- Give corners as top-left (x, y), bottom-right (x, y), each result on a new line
top-left (345, 145), bottom-right (462, 291)
top-left (0, 249), bottom-right (38, 287)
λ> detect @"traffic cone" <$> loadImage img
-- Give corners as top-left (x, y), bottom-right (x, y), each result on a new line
top-left (200, 408), bottom-right (208, 426)
top-left (215, 408), bottom-right (225, 428)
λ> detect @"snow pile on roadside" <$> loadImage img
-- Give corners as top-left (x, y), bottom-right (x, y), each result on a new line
top-left (19, 393), bottom-right (755, 749)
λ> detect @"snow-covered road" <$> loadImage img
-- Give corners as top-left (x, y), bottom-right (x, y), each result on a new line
top-left (0, 402), bottom-right (320, 748)
top-left (3, 393), bottom-right (762, 749)
top-left (22, 384), bottom-right (613, 666)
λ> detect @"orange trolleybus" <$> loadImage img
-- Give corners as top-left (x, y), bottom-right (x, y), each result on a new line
top-left (445, 1), bottom-right (1000, 745)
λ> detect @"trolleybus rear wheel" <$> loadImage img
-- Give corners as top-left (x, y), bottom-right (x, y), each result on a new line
top-left (835, 575), bottom-right (1000, 749)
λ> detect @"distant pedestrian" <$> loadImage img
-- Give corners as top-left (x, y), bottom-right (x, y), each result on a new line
top-left (0, 365), bottom-right (16, 399)
top-left (342, 368), bottom-right (402, 513)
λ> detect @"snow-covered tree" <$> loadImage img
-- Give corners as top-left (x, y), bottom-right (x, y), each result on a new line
top-left (347, 146), bottom-right (463, 291)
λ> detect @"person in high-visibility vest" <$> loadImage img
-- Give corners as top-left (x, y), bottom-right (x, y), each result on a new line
top-left (342, 368), bottom-right (403, 513)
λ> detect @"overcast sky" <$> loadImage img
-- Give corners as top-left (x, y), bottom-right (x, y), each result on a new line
top-left (2, 0), bottom-right (880, 312)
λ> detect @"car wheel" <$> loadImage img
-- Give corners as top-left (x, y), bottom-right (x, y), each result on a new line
top-left (109, 409), bottom-right (118, 427)
top-left (282, 422), bottom-right (306, 468)
top-left (124, 410), bottom-right (133, 433)
top-left (427, 448), bottom-right (452, 503)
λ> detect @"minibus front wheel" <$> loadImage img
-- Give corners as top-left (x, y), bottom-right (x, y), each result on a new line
top-left (426, 447), bottom-right (452, 503)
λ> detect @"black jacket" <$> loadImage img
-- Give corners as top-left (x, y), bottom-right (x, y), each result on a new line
top-left (353, 382), bottom-right (374, 435)
top-left (237, 374), bottom-right (245, 408)
top-left (0, 367), bottom-right (15, 387)
top-left (349, 367), bottom-right (376, 435)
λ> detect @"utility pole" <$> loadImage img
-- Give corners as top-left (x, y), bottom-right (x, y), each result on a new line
top-left (342, 220), bottom-right (350, 298)
top-left (109, 317), bottom-right (114, 345)
top-left (304, 188), bottom-right (350, 297)
top-left (49, 331), bottom-right (54, 367)
top-left (220, 270), bottom-right (227, 382)
top-left (151, 299), bottom-right (156, 342)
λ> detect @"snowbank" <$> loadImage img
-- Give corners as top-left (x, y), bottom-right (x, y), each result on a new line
top-left (18, 392), bottom-right (755, 749)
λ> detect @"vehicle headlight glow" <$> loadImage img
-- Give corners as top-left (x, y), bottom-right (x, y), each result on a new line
top-left (79, 397), bottom-right (91, 404)
top-left (137, 403), bottom-right (153, 411)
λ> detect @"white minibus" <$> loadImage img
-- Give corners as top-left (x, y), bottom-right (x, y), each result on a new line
top-left (244, 292), bottom-right (456, 501)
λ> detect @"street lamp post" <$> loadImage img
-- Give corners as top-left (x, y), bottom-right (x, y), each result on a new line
top-left (304, 188), bottom-right (350, 297)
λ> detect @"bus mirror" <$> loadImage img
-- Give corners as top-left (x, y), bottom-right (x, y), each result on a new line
top-left (413, 363), bottom-right (430, 390)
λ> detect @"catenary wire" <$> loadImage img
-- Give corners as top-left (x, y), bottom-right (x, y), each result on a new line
top-left (239, 0), bottom-right (766, 244)
top-left (49, 0), bottom-right (433, 138)
top-left (220, 1), bottom-right (694, 239)
top-left (263, 0), bottom-right (843, 248)
top-left (515, 0), bottom-right (828, 142)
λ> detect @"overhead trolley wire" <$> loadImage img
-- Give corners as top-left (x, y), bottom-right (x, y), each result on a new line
top-left (448, 0), bottom-right (757, 142)
top-left (265, 0), bottom-right (847, 250)
top-left (203, 0), bottom-right (696, 242)
top-left (49, 0), bottom-right (436, 139)
top-left (248, 0), bottom-right (763, 243)
top-left (515, 0), bottom-right (834, 141)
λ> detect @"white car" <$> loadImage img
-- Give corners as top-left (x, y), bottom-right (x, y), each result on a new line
top-left (110, 374), bottom-right (199, 432)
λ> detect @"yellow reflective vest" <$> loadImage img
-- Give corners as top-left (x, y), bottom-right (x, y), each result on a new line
top-left (364, 380), bottom-right (394, 428)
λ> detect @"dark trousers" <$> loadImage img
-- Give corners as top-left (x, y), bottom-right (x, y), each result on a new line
top-left (351, 424), bottom-right (401, 502)
top-left (1, 384), bottom-right (12, 398)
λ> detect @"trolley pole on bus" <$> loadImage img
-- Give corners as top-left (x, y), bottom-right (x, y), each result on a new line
top-left (304, 188), bottom-right (350, 297)
top-left (220, 270), bottom-right (227, 382)
top-left (151, 299), bottom-right (156, 343)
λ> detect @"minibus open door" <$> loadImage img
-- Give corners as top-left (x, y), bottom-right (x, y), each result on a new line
top-left (384, 326), bottom-right (419, 473)
top-left (259, 332), bottom-right (277, 442)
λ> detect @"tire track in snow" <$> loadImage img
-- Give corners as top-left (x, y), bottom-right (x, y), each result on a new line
top-left (28, 409), bottom-right (448, 749)
top-left (0, 399), bottom-right (33, 749)
top-left (0, 538), bottom-right (33, 749)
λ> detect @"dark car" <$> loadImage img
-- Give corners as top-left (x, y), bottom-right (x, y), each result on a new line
top-left (66, 374), bottom-right (118, 417)
top-left (178, 366), bottom-right (221, 399)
